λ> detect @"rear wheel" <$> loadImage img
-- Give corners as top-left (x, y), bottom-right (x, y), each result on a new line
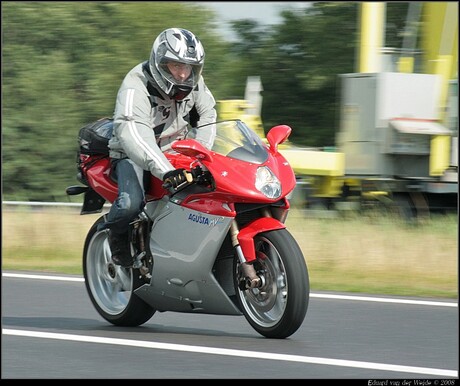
top-left (234, 228), bottom-right (309, 338)
top-left (83, 216), bottom-right (155, 326)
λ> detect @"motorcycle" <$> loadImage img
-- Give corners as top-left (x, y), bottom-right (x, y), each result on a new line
top-left (66, 119), bottom-right (310, 339)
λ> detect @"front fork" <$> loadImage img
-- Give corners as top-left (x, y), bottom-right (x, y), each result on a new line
top-left (231, 208), bottom-right (287, 290)
top-left (231, 221), bottom-right (262, 289)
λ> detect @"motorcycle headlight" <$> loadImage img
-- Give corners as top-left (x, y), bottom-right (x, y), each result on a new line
top-left (255, 166), bottom-right (281, 199)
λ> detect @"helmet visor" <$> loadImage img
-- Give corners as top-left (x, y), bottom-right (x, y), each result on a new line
top-left (158, 59), bottom-right (203, 89)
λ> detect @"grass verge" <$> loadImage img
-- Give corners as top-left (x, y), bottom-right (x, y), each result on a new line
top-left (2, 205), bottom-right (458, 299)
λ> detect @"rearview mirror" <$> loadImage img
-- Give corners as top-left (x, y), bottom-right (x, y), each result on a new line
top-left (266, 125), bottom-right (292, 153)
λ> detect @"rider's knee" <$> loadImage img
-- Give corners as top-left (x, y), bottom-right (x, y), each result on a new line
top-left (116, 191), bottom-right (143, 218)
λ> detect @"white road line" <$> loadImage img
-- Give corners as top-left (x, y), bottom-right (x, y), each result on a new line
top-left (311, 293), bottom-right (458, 307)
top-left (3, 272), bottom-right (457, 308)
top-left (2, 329), bottom-right (457, 378)
top-left (3, 272), bottom-right (84, 282)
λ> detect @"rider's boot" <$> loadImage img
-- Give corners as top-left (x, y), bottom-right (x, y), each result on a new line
top-left (108, 230), bottom-right (133, 267)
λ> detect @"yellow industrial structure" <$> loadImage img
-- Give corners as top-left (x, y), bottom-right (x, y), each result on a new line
top-left (217, 2), bottom-right (458, 217)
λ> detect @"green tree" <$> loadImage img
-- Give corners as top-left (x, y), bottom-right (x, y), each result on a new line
top-left (256, 2), bottom-right (359, 146)
top-left (2, 1), bottom-right (229, 201)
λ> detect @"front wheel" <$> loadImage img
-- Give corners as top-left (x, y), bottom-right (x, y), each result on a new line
top-left (83, 216), bottom-right (156, 326)
top-left (235, 229), bottom-right (310, 339)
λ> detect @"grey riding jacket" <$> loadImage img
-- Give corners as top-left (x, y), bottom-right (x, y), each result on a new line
top-left (109, 61), bottom-right (217, 180)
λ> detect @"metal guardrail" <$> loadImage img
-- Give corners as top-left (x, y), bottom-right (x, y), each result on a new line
top-left (2, 201), bottom-right (111, 208)
top-left (3, 201), bottom-right (82, 207)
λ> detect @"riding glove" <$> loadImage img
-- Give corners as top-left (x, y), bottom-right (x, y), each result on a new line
top-left (163, 168), bottom-right (192, 190)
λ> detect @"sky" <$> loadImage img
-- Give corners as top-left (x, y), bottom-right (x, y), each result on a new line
top-left (194, 2), bottom-right (311, 40)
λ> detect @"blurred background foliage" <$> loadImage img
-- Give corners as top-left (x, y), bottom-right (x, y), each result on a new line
top-left (2, 2), bottom-right (409, 201)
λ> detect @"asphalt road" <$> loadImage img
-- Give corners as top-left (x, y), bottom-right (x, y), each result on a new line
top-left (1, 271), bottom-right (458, 380)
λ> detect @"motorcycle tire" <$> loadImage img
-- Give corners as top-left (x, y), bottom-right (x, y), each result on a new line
top-left (83, 216), bottom-right (156, 326)
top-left (234, 228), bottom-right (309, 339)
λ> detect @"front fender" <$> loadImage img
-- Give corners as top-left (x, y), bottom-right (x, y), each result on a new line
top-left (237, 217), bottom-right (286, 262)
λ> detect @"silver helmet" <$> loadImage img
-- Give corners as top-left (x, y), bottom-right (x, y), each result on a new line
top-left (149, 28), bottom-right (205, 100)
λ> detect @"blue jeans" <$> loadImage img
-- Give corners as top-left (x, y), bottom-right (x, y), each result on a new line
top-left (97, 158), bottom-right (146, 235)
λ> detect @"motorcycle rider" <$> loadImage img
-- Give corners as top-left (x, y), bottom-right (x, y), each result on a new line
top-left (99, 27), bottom-right (217, 267)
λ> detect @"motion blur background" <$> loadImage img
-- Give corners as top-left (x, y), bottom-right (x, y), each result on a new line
top-left (2, 1), bottom-right (415, 202)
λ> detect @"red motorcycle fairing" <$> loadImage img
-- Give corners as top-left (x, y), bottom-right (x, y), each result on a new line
top-left (237, 216), bottom-right (287, 262)
top-left (170, 140), bottom-right (297, 205)
top-left (84, 157), bottom-right (117, 203)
